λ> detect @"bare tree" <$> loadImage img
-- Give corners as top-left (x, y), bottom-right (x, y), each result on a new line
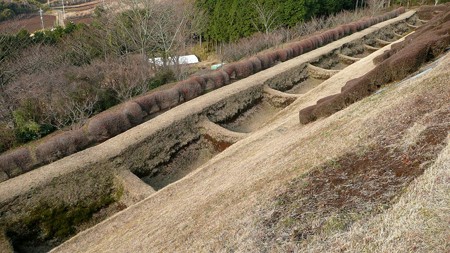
top-left (252, 1), bottom-right (278, 35)
top-left (104, 0), bottom-right (199, 67)
top-left (109, 0), bottom-right (158, 59)
top-left (367, 0), bottom-right (385, 15)
top-left (49, 90), bottom-right (99, 129)
top-left (99, 56), bottom-right (153, 102)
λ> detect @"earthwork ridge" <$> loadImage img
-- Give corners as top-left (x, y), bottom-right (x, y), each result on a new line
top-left (0, 8), bottom-right (406, 182)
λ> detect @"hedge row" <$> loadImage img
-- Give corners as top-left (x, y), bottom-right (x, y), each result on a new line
top-left (299, 6), bottom-right (449, 125)
top-left (416, 3), bottom-right (450, 20)
top-left (0, 8), bottom-right (406, 182)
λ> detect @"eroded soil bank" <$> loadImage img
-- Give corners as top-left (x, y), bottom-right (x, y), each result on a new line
top-left (258, 109), bottom-right (449, 247)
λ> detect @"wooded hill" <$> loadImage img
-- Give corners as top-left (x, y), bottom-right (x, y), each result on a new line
top-left (196, 0), bottom-right (356, 42)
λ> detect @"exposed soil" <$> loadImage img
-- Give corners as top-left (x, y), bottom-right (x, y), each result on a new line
top-left (67, 16), bottom-right (93, 25)
top-left (7, 198), bottom-right (126, 253)
top-left (0, 15), bottom-right (56, 34)
top-left (311, 54), bottom-right (341, 70)
top-left (140, 135), bottom-right (233, 190)
top-left (285, 76), bottom-right (323, 94)
top-left (220, 99), bottom-right (286, 133)
top-left (330, 61), bottom-right (350, 70)
top-left (352, 49), bottom-right (372, 58)
top-left (258, 110), bottom-right (449, 248)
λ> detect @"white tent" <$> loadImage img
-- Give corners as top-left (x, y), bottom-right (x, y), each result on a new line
top-left (149, 55), bottom-right (199, 66)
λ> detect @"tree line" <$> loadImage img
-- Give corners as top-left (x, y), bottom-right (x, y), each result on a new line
top-left (196, 0), bottom-right (357, 42)
top-left (0, 0), bottom-right (47, 22)
top-left (0, 0), bottom-right (196, 153)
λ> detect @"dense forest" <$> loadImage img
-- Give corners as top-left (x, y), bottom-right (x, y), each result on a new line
top-left (196, 0), bottom-right (450, 42)
top-left (196, 0), bottom-right (356, 42)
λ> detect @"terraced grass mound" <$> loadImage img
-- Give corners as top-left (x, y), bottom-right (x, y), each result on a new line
top-left (0, 8), bottom-right (406, 182)
top-left (299, 5), bottom-right (450, 124)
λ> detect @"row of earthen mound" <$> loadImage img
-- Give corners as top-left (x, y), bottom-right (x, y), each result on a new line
top-left (0, 8), bottom-right (406, 182)
top-left (299, 4), bottom-right (450, 124)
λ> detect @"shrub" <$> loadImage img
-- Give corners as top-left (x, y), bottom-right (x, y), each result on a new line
top-left (222, 63), bottom-right (237, 79)
top-left (341, 24), bottom-right (351, 35)
top-left (355, 21), bottom-right (365, 31)
top-left (313, 35), bottom-right (324, 47)
top-left (219, 70), bottom-right (231, 86)
top-left (256, 54), bottom-right (273, 69)
top-left (203, 73), bottom-right (217, 90)
top-left (311, 94), bottom-right (346, 120)
top-left (335, 27), bottom-right (345, 39)
top-left (122, 102), bottom-right (145, 126)
top-left (310, 37), bottom-right (321, 48)
top-left (348, 23), bottom-right (358, 33)
top-left (275, 49), bottom-right (289, 62)
top-left (266, 51), bottom-right (280, 63)
top-left (133, 94), bottom-right (160, 115)
top-left (0, 124), bottom-right (15, 153)
top-left (202, 73), bottom-right (217, 91)
top-left (0, 147), bottom-right (33, 178)
top-left (148, 68), bottom-right (175, 90)
top-left (289, 43), bottom-right (303, 57)
top-left (299, 39), bottom-right (314, 53)
top-left (35, 132), bottom-right (74, 164)
top-left (235, 60), bottom-right (254, 78)
top-left (248, 56), bottom-right (262, 73)
top-left (298, 105), bottom-right (316, 125)
top-left (190, 76), bottom-right (207, 92)
top-left (330, 29), bottom-right (341, 40)
top-left (202, 70), bottom-right (230, 90)
top-left (154, 88), bottom-right (182, 110)
top-left (175, 80), bottom-right (203, 102)
top-left (388, 42), bottom-right (430, 80)
top-left (417, 5), bottom-right (445, 20)
top-left (87, 111), bottom-right (132, 143)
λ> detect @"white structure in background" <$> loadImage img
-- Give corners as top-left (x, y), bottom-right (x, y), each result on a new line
top-left (149, 55), bottom-right (199, 66)
top-left (39, 8), bottom-right (44, 30)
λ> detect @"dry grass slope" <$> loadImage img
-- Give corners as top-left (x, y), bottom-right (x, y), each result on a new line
top-left (49, 18), bottom-right (448, 252)
top-left (299, 4), bottom-right (450, 124)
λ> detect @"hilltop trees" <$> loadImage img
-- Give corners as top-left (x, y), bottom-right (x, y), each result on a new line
top-left (252, 1), bottom-right (279, 35)
top-left (96, 0), bottom-right (204, 67)
top-left (0, 0), bottom-right (205, 153)
top-left (196, 0), bottom-right (355, 43)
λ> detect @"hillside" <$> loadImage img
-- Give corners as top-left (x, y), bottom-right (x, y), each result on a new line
top-left (0, 5), bottom-right (449, 252)
top-left (52, 33), bottom-right (450, 252)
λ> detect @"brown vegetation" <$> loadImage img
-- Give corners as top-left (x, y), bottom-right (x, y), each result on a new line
top-left (0, 7), bottom-right (406, 182)
top-left (87, 110), bottom-right (133, 143)
top-left (175, 79), bottom-right (203, 102)
top-left (299, 5), bottom-right (449, 124)
top-left (0, 15), bottom-right (56, 34)
top-left (259, 116), bottom-right (449, 247)
top-left (0, 148), bottom-right (33, 178)
top-left (35, 129), bottom-right (91, 164)
top-left (122, 102), bottom-right (146, 126)
top-left (201, 70), bottom-right (230, 90)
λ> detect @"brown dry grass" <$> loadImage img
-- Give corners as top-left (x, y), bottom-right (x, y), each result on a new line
top-left (298, 139), bottom-right (450, 253)
top-left (252, 53), bottom-right (450, 253)
top-left (52, 29), bottom-right (449, 252)
top-left (300, 6), bottom-right (450, 124)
